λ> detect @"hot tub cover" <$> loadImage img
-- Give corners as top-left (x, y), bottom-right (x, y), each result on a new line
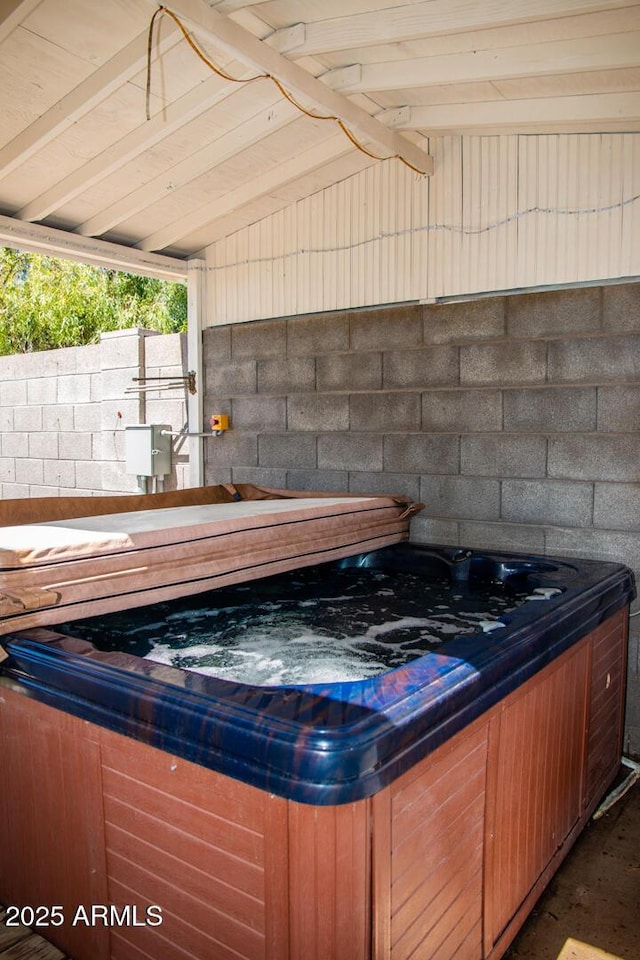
top-left (0, 484), bottom-right (420, 633)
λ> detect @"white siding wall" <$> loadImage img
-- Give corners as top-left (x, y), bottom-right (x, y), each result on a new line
top-left (204, 133), bottom-right (640, 325)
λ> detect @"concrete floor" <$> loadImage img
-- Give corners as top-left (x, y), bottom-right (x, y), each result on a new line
top-left (504, 777), bottom-right (640, 960)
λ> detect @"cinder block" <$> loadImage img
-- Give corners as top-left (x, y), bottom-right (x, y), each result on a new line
top-left (317, 352), bottom-right (382, 392)
top-left (548, 336), bottom-right (640, 383)
top-left (100, 368), bottom-right (137, 401)
top-left (594, 483), bottom-right (640, 531)
top-left (99, 429), bottom-right (127, 463)
top-left (14, 406), bottom-right (43, 431)
top-left (507, 287), bottom-right (601, 338)
top-left (384, 434), bottom-right (459, 475)
top-left (348, 472), bottom-right (420, 501)
top-left (544, 527), bottom-right (640, 574)
top-left (101, 400), bottom-right (142, 429)
top-left (57, 374), bottom-right (92, 404)
top-left (203, 325), bottom-right (232, 363)
top-left (459, 520), bottom-right (546, 554)
top-left (0, 483), bottom-right (30, 499)
top-left (73, 404), bottom-right (103, 433)
top-left (232, 396), bottom-right (286, 432)
top-left (0, 459), bottom-right (16, 483)
top-left (422, 389), bottom-right (503, 433)
top-left (28, 432), bottom-right (59, 460)
top-left (409, 515), bottom-right (460, 546)
top-left (231, 467), bottom-right (288, 488)
top-left (423, 298), bottom-right (506, 343)
top-left (99, 329), bottom-right (145, 371)
top-left (350, 392), bottom-right (421, 432)
top-left (418, 476), bottom-right (500, 520)
top-left (1, 432), bottom-right (29, 457)
top-left (0, 407), bottom-right (13, 431)
top-left (42, 404), bottom-right (75, 431)
top-left (0, 380), bottom-right (27, 406)
top-left (258, 433), bottom-right (316, 469)
top-left (383, 346), bottom-right (459, 388)
top-left (204, 464), bottom-right (232, 486)
top-left (317, 433), bottom-right (383, 472)
top-left (461, 435), bottom-right (547, 478)
top-left (287, 469), bottom-right (349, 492)
top-left (549, 436), bottom-right (639, 481)
top-left (460, 341), bottom-right (547, 385)
top-left (258, 357), bottom-right (315, 394)
top-left (287, 311), bottom-right (349, 356)
top-left (232, 318), bottom-right (286, 359)
top-left (100, 462), bottom-right (141, 493)
top-left (144, 332), bottom-right (185, 368)
top-left (287, 395), bottom-right (349, 432)
top-left (602, 282), bottom-right (640, 333)
top-left (59, 432), bottom-right (93, 461)
top-left (15, 459), bottom-right (44, 485)
top-left (597, 385), bottom-right (640, 431)
top-left (75, 461), bottom-right (104, 491)
top-left (350, 305), bottom-right (423, 351)
top-left (205, 433), bottom-right (257, 468)
top-left (144, 399), bottom-right (187, 431)
top-left (502, 479), bottom-right (593, 526)
top-left (206, 360), bottom-right (257, 395)
top-left (504, 387), bottom-right (597, 432)
top-left (43, 459), bottom-right (76, 488)
top-left (26, 377), bottom-right (57, 404)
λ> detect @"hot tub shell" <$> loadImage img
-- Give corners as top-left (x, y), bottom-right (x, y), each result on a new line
top-left (0, 490), bottom-right (635, 960)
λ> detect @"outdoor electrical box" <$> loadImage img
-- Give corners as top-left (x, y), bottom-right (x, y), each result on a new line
top-left (125, 424), bottom-right (172, 477)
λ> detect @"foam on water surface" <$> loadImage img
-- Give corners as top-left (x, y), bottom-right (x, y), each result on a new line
top-left (59, 565), bottom-right (527, 685)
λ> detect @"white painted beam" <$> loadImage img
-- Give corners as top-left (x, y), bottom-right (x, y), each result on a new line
top-left (382, 92), bottom-right (640, 134)
top-left (278, 0), bottom-right (639, 56)
top-left (0, 26), bottom-right (180, 183)
top-left (77, 95), bottom-right (298, 238)
top-left (137, 130), bottom-right (355, 252)
top-left (187, 258), bottom-right (205, 487)
top-left (0, 214), bottom-right (186, 280)
top-left (141, 0), bottom-right (433, 175)
top-left (0, 0), bottom-right (42, 44)
top-left (322, 32), bottom-right (640, 93)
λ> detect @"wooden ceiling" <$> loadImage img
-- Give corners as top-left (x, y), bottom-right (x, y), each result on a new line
top-left (0, 0), bottom-right (638, 259)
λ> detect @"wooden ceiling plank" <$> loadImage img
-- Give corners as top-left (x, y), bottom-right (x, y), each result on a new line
top-left (0, 0), bottom-right (42, 44)
top-left (322, 31), bottom-right (640, 93)
top-left (77, 96), bottom-right (300, 237)
top-left (280, 0), bottom-right (640, 56)
top-left (383, 92), bottom-right (640, 133)
top-left (141, 0), bottom-right (433, 174)
top-left (0, 25), bottom-right (181, 183)
top-left (136, 131), bottom-right (355, 252)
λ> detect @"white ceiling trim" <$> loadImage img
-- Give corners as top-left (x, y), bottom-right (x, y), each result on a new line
top-left (0, 214), bottom-right (187, 280)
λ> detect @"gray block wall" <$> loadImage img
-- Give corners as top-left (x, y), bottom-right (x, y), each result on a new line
top-left (0, 329), bottom-right (189, 498)
top-left (203, 281), bottom-right (640, 756)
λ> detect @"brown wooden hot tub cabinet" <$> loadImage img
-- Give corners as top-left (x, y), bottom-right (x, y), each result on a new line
top-left (0, 607), bottom-right (628, 960)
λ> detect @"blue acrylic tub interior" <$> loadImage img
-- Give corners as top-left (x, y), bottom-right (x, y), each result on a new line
top-left (1, 543), bottom-right (635, 804)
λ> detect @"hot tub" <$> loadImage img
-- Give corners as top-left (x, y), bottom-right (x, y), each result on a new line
top-left (0, 537), bottom-right (635, 960)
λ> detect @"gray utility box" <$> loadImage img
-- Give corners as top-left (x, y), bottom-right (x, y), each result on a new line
top-left (124, 424), bottom-right (172, 477)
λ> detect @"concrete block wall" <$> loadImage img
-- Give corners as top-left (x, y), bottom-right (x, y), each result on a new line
top-left (203, 281), bottom-right (640, 755)
top-left (0, 329), bottom-right (189, 498)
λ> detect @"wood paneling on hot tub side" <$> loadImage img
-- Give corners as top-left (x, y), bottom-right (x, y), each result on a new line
top-left (0, 608), bottom-right (627, 960)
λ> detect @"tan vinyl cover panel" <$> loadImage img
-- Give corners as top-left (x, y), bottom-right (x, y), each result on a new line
top-left (0, 494), bottom-right (418, 632)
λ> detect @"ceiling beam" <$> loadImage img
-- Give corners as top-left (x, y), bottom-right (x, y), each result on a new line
top-left (136, 131), bottom-right (357, 252)
top-left (381, 92), bottom-right (640, 135)
top-left (77, 95), bottom-right (300, 237)
top-left (322, 32), bottom-right (640, 94)
top-left (0, 214), bottom-right (186, 280)
top-left (0, 0), bottom-right (42, 44)
top-left (141, 0), bottom-right (433, 175)
top-left (278, 0), bottom-right (639, 57)
top-left (0, 25), bottom-right (181, 183)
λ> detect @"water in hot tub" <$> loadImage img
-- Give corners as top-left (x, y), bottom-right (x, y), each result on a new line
top-left (59, 565), bottom-right (528, 686)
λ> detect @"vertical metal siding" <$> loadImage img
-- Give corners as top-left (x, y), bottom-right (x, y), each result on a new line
top-left (204, 134), bottom-right (640, 325)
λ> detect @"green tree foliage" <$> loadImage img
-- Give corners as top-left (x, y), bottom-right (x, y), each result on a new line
top-left (0, 247), bottom-right (187, 355)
